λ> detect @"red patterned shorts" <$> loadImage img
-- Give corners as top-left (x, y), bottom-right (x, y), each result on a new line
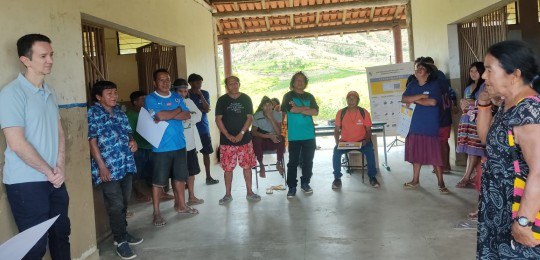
top-left (219, 142), bottom-right (257, 172)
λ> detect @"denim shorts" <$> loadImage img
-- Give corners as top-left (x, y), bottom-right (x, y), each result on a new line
top-left (152, 148), bottom-right (188, 186)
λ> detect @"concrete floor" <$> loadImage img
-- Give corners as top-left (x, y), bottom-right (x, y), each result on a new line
top-left (98, 137), bottom-right (479, 260)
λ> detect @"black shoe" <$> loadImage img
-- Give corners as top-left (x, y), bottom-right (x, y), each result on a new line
top-left (369, 177), bottom-right (380, 188)
top-left (206, 178), bottom-right (219, 185)
top-left (300, 183), bottom-right (313, 193)
top-left (287, 187), bottom-right (297, 199)
top-left (332, 179), bottom-right (342, 189)
top-left (114, 233), bottom-right (143, 246)
top-left (116, 242), bottom-right (137, 259)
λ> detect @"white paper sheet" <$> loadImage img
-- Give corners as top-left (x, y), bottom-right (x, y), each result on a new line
top-left (136, 107), bottom-right (169, 148)
top-left (0, 215), bottom-right (59, 260)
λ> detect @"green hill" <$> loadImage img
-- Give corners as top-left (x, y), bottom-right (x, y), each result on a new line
top-left (217, 30), bottom-right (409, 123)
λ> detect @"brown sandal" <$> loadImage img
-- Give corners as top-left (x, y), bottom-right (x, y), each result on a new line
top-left (439, 186), bottom-right (451, 194)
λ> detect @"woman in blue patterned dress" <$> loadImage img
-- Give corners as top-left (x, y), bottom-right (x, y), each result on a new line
top-left (476, 40), bottom-right (540, 259)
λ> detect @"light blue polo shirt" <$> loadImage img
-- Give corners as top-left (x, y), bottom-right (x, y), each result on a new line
top-left (0, 73), bottom-right (59, 184)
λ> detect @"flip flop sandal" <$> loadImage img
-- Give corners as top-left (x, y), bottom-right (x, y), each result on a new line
top-left (403, 182), bottom-right (419, 189)
top-left (468, 211), bottom-right (478, 221)
top-left (456, 179), bottom-right (470, 188)
top-left (186, 198), bottom-right (205, 206)
top-left (439, 186), bottom-right (451, 194)
top-left (153, 215), bottom-right (166, 227)
top-left (272, 185), bottom-right (286, 190)
top-left (177, 206), bottom-right (199, 215)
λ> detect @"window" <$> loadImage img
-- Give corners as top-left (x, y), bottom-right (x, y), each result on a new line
top-left (506, 1), bottom-right (518, 25)
top-left (117, 32), bottom-right (151, 55)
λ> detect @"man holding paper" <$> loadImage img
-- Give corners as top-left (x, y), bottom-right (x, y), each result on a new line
top-left (145, 69), bottom-right (196, 227)
top-left (332, 91), bottom-right (380, 189)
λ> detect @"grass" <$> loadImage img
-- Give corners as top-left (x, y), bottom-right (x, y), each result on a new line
top-left (217, 32), bottom-right (409, 123)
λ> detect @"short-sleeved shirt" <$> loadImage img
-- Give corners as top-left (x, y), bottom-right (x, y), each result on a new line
top-left (0, 73), bottom-right (59, 184)
top-left (478, 96), bottom-right (540, 258)
top-left (189, 89), bottom-right (211, 134)
top-left (215, 93), bottom-right (253, 146)
top-left (409, 74), bottom-right (453, 127)
top-left (88, 103), bottom-right (136, 185)
top-left (252, 110), bottom-right (282, 134)
top-left (463, 83), bottom-right (485, 100)
top-left (126, 109), bottom-right (153, 150)
top-left (145, 91), bottom-right (188, 152)
top-left (335, 107), bottom-right (372, 142)
top-left (281, 91), bottom-right (318, 141)
top-left (403, 80), bottom-right (441, 136)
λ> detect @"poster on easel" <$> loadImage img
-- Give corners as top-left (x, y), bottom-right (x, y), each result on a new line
top-left (397, 103), bottom-right (415, 137)
top-left (366, 62), bottom-right (414, 136)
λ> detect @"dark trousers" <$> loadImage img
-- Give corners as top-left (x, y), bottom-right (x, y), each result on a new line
top-left (287, 139), bottom-right (316, 188)
top-left (134, 148), bottom-right (153, 185)
top-left (5, 181), bottom-right (71, 260)
top-left (100, 174), bottom-right (132, 243)
top-left (252, 136), bottom-right (285, 162)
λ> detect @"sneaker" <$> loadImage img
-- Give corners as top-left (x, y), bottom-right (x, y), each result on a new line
top-left (369, 177), bottom-right (380, 188)
top-left (219, 195), bottom-right (233, 205)
top-left (246, 193), bottom-right (261, 202)
top-left (114, 233), bottom-right (144, 246)
top-left (206, 178), bottom-right (219, 185)
top-left (116, 242), bottom-right (137, 260)
top-left (300, 183), bottom-right (313, 193)
top-left (287, 187), bottom-right (296, 199)
top-left (332, 179), bottom-right (342, 189)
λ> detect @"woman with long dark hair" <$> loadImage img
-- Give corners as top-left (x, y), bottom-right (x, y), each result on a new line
top-left (455, 62), bottom-right (486, 188)
top-left (476, 40), bottom-right (540, 258)
top-left (251, 96), bottom-right (285, 177)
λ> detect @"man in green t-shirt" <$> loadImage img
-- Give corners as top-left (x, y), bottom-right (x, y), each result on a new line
top-left (281, 71), bottom-right (319, 199)
top-left (126, 91), bottom-right (154, 202)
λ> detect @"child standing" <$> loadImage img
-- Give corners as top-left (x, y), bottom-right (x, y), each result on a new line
top-left (88, 81), bottom-right (143, 259)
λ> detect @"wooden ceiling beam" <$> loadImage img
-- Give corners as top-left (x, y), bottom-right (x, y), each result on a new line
top-left (265, 16), bottom-right (271, 30)
top-left (218, 20), bottom-right (406, 43)
top-left (393, 5), bottom-right (401, 19)
top-left (213, 0), bottom-right (408, 19)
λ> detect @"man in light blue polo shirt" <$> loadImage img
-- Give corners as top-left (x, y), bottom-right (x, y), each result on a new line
top-left (0, 34), bottom-right (70, 259)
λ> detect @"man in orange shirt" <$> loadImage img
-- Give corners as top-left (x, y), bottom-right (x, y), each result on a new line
top-left (332, 91), bottom-right (380, 189)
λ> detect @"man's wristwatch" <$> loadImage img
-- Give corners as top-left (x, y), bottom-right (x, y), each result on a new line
top-left (515, 216), bottom-right (534, 227)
